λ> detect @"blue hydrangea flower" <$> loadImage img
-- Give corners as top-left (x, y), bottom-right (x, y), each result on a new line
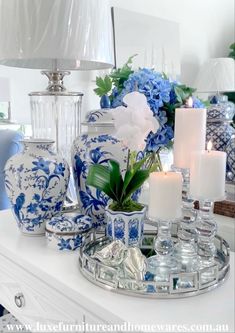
top-left (32, 158), bottom-right (50, 175)
top-left (145, 125), bottom-right (174, 153)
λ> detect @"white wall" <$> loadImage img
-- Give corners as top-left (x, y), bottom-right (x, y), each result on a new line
top-left (0, 0), bottom-right (234, 124)
top-left (110, 0), bottom-right (235, 85)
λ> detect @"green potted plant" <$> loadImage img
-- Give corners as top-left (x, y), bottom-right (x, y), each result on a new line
top-left (87, 157), bottom-right (151, 247)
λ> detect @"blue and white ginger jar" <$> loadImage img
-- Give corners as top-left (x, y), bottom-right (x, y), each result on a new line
top-left (72, 109), bottom-right (128, 229)
top-left (45, 214), bottom-right (92, 250)
top-left (4, 139), bottom-right (70, 236)
top-left (226, 135), bottom-right (235, 181)
top-left (106, 206), bottom-right (146, 247)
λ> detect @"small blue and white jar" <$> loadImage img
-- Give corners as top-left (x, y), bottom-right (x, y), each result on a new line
top-left (45, 214), bottom-right (92, 251)
top-left (4, 139), bottom-right (70, 236)
top-left (106, 206), bottom-right (146, 247)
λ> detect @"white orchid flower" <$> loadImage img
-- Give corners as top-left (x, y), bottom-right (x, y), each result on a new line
top-left (112, 92), bottom-right (159, 151)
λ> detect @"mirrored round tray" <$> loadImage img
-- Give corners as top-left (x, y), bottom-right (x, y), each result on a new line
top-left (78, 230), bottom-right (230, 298)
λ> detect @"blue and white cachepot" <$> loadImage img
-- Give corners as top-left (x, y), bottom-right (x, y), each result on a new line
top-left (4, 139), bottom-right (70, 236)
top-left (45, 214), bottom-right (92, 250)
top-left (106, 206), bottom-right (146, 247)
top-left (72, 109), bottom-right (128, 229)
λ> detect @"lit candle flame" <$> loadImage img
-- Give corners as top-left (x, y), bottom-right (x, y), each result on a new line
top-left (207, 140), bottom-right (213, 152)
top-left (185, 96), bottom-right (193, 108)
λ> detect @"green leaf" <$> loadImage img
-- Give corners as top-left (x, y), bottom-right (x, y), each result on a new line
top-left (162, 72), bottom-right (168, 79)
top-left (124, 170), bottom-right (150, 200)
top-left (108, 160), bottom-right (123, 202)
top-left (109, 54), bottom-right (137, 92)
top-left (174, 86), bottom-right (183, 103)
top-left (121, 155), bottom-right (149, 202)
top-left (122, 169), bottom-right (134, 200)
top-left (174, 84), bottom-right (196, 104)
top-left (93, 75), bottom-right (112, 97)
top-left (126, 54), bottom-right (138, 66)
top-left (86, 164), bottom-right (117, 201)
top-left (94, 87), bottom-right (105, 97)
top-left (132, 155), bottom-right (149, 173)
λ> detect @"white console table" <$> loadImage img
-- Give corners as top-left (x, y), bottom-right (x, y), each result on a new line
top-left (0, 209), bottom-right (234, 332)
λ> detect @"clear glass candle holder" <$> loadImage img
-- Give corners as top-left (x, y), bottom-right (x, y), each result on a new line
top-left (147, 219), bottom-right (179, 282)
top-left (170, 166), bottom-right (198, 273)
top-left (195, 200), bottom-right (218, 282)
top-left (171, 166), bottom-right (197, 229)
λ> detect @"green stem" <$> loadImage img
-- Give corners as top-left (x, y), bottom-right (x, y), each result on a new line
top-left (126, 149), bottom-right (131, 170)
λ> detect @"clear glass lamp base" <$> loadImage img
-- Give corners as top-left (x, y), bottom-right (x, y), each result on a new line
top-left (30, 71), bottom-right (83, 210)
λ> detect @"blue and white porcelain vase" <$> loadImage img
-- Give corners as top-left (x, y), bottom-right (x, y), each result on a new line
top-left (4, 139), bottom-right (70, 236)
top-left (72, 109), bottom-right (128, 229)
top-left (106, 206), bottom-right (146, 247)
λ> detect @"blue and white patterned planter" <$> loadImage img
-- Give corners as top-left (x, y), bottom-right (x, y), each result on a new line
top-left (106, 206), bottom-right (146, 247)
top-left (72, 110), bottom-right (128, 229)
top-left (45, 214), bottom-right (92, 251)
top-left (4, 139), bottom-right (70, 236)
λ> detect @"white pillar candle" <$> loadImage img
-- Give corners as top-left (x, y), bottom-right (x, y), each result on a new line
top-left (149, 172), bottom-right (182, 220)
top-left (173, 107), bottom-right (207, 169)
top-left (190, 145), bottom-right (226, 201)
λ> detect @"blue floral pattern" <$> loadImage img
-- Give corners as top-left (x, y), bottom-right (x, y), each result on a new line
top-left (106, 208), bottom-right (146, 247)
top-left (72, 133), bottom-right (128, 228)
top-left (46, 214), bottom-right (92, 251)
top-left (128, 219), bottom-right (139, 243)
top-left (48, 214), bottom-right (92, 233)
top-left (4, 141), bottom-right (70, 235)
top-left (46, 233), bottom-right (85, 251)
top-left (57, 236), bottom-right (84, 251)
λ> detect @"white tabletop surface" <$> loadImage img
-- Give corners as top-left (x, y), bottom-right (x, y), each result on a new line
top-left (0, 209), bottom-right (234, 332)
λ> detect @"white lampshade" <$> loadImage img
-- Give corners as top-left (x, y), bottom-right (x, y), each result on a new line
top-left (0, 77), bottom-right (10, 102)
top-left (194, 58), bottom-right (235, 93)
top-left (0, 0), bottom-right (114, 70)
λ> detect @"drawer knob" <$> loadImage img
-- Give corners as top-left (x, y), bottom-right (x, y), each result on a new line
top-left (14, 293), bottom-right (25, 308)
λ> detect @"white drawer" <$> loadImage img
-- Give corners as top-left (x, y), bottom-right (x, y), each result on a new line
top-left (0, 254), bottom-right (105, 328)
